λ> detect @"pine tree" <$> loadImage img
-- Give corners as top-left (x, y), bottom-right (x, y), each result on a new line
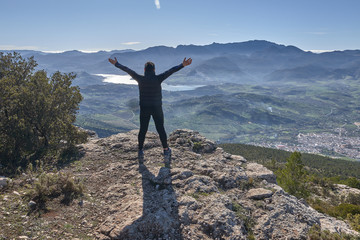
top-left (276, 151), bottom-right (309, 198)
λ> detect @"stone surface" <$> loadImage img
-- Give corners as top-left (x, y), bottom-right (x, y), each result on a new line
top-left (335, 184), bottom-right (360, 198)
top-left (0, 176), bottom-right (9, 188)
top-left (245, 162), bottom-right (277, 184)
top-left (28, 200), bottom-right (37, 210)
top-left (73, 129), bottom-right (358, 240)
top-left (246, 188), bottom-right (274, 200)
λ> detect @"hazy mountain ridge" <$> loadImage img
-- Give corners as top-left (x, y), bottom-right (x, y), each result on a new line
top-left (3, 40), bottom-right (360, 86)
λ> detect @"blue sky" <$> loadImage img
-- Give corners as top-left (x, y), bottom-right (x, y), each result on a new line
top-left (1, 0), bottom-right (360, 52)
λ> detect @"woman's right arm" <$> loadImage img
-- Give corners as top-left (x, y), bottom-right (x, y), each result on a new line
top-left (108, 57), bottom-right (140, 81)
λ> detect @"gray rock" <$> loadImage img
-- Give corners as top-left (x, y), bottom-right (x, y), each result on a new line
top-left (250, 191), bottom-right (359, 239)
top-left (169, 129), bottom-right (217, 154)
top-left (28, 200), bottom-right (37, 210)
top-left (77, 126), bottom-right (98, 139)
top-left (83, 129), bottom-right (359, 240)
top-left (246, 162), bottom-right (277, 184)
top-left (230, 154), bottom-right (247, 163)
top-left (246, 188), bottom-right (274, 200)
top-left (0, 176), bottom-right (9, 188)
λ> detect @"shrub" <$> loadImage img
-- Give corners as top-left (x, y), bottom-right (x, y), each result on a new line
top-left (192, 141), bottom-right (202, 153)
top-left (347, 214), bottom-right (360, 232)
top-left (26, 171), bottom-right (84, 211)
top-left (343, 177), bottom-right (360, 190)
top-left (346, 194), bottom-right (360, 206)
top-left (332, 204), bottom-right (360, 219)
top-left (307, 224), bottom-right (358, 240)
top-left (0, 52), bottom-right (86, 174)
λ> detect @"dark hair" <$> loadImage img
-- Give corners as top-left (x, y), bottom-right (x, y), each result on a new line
top-left (144, 62), bottom-right (155, 73)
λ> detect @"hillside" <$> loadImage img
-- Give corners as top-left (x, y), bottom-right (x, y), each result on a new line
top-left (220, 143), bottom-right (360, 178)
top-left (1, 130), bottom-right (359, 239)
top-left (76, 81), bottom-right (360, 160)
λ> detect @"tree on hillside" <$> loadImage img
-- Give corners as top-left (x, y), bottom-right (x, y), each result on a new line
top-left (276, 151), bottom-right (309, 198)
top-left (0, 52), bottom-right (86, 174)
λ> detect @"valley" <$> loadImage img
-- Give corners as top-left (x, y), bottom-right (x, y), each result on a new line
top-left (4, 40), bottom-right (360, 160)
top-left (76, 80), bottom-right (360, 160)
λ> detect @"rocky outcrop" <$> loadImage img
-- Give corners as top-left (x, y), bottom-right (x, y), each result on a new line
top-left (246, 188), bottom-right (273, 200)
top-left (335, 184), bottom-right (360, 199)
top-left (245, 163), bottom-right (277, 184)
top-left (77, 129), bottom-right (358, 240)
top-left (0, 176), bottom-right (9, 188)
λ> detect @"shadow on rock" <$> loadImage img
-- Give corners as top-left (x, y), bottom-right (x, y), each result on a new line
top-left (115, 161), bottom-right (183, 240)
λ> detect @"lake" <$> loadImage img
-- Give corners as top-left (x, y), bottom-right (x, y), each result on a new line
top-left (95, 74), bottom-right (204, 92)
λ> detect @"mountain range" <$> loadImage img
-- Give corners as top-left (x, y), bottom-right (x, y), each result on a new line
top-left (3, 40), bottom-right (360, 86)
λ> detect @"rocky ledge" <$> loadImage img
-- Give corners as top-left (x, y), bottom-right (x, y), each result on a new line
top-left (79, 129), bottom-right (358, 240)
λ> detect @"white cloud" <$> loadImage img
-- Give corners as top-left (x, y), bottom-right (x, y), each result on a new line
top-left (122, 42), bottom-right (141, 45)
top-left (155, 0), bottom-right (160, 9)
top-left (0, 45), bottom-right (39, 50)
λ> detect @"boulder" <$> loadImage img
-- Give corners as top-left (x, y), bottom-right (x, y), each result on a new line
top-left (246, 162), bottom-right (277, 184)
top-left (0, 176), bottom-right (9, 188)
top-left (247, 188), bottom-right (274, 200)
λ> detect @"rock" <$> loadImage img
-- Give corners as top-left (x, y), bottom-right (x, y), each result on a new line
top-left (171, 168), bottom-right (193, 181)
top-left (210, 166), bottom-right (248, 189)
top-left (73, 129), bottom-right (359, 239)
top-left (78, 127), bottom-right (98, 139)
top-left (28, 200), bottom-right (37, 210)
top-left (230, 154), bottom-right (247, 163)
top-left (169, 129), bottom-right (217, 154)
top-left (246, 162), bottom-right (277, 184)
top-left (335, 184), bottom-right (360, 198)
top-left (246, 188), bottom-right (274, 200)
top-left (184, 175), bottom-right (219, 193)
top-left (13, 191), bottom-right (20, 196)
top-left (0, 176), bottom-right (9, 188)
top-left (250, 191), bottom-right (359, 239)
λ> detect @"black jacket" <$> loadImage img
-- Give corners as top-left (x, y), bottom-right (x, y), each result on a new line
top-left (115, 62), bottom-right (184, 106)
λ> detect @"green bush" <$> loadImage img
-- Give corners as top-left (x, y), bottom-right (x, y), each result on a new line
top-left (346, 194), bottom-right (360, 206)
top-left (343, 177), bottom-right (360, 190)
top-left (332, 204), bottom-right (360, 219)
top-left (0, 52), bottom-right (86, 174)
top-left (347, 214), bottom-right (360, 232)
top-left (307, 224), bottom-right (358, 240)
top-left (27, 171), bottom-right (84, 210)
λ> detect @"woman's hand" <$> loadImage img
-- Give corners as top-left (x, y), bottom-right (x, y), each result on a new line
top-left (182, 57), bottom-right (192, 67)
top-left (108, 57), bottom-right (118, 65)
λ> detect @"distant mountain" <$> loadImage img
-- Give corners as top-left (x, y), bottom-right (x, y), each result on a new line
top-left (187, 56), bottom-right (253, 84)
top-left (2, 40), bottom-right (360, 87)
top-left (266, 65), bottom-right (333, 82)
top-left (0, 49), bottom-right (134, 74)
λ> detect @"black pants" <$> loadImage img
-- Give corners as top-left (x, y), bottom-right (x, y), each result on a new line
top-left (138, 105), bottom-right (168, 150)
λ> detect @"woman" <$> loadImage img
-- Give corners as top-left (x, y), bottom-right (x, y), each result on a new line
top-left (108, 56), bottom-right (192, 164)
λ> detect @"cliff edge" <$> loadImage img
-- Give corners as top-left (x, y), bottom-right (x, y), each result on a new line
top-left (74, 129), bottom-right (357, 240)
